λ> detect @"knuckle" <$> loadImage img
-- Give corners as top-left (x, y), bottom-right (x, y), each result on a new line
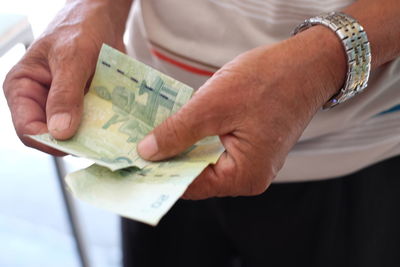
top-left (160, 114), bottom-right (195, 146)
top-left (8, 79), bottom-right (25, 101)
top-left (178, 103), bottom-right (205, 133)
top-left (161, 117), bottom-right (182, 142)
top-left (51, 78), bottom-right (85, 101)
top-left (3, 46), bottom-right (51, 99)
top-left (3, 65), bottom-right (26, 97)
top-left (3, 73), bottom-right (13, 97)
top-left (174, 113), bottom-right (198, 140)
top-left (185, 96), bottom-right (226, 135)
top-left (48, 88), bottom-right (83, 110)
top-left (50, 36), bottom-right (99, 71)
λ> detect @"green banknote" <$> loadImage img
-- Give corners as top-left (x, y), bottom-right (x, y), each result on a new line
top-left (30, 44), bottom-right (194, 170)
top-left (30, 44), bottom-right (224, 225)
top-left (66, 136), bottom-right (223, 226)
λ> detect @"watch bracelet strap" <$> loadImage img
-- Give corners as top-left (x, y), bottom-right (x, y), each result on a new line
top-left (292, 12), bottom-right (371, 109)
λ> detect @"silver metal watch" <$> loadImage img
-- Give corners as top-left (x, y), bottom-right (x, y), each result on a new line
top-left (292, 12), bottom-right (371, 109)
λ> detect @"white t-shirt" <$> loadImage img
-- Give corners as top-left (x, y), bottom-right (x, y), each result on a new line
top-left (127, 0), bottom-right (400, 182)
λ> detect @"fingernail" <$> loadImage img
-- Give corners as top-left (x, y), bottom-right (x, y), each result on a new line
top-left (138, 134), bottom-right (158, 159)
top-left (48, 113), bottom-right (71, 132)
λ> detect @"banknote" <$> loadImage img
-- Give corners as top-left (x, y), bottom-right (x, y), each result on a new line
top-left (30, 44), bottom-right (225, 225)
top-left (66, 136), bottom-right (224, 226)
top-left (30, 44), bottom-right (194, 170)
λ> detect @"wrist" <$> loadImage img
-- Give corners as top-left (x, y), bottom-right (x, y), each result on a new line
top-left (290, 25), bottom-right (347, 108)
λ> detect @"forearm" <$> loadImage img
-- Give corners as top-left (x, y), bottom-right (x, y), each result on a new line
top-left (273, 0), bottom-right (400, 111)
top-left (345, 0), bottom-right (400, 69)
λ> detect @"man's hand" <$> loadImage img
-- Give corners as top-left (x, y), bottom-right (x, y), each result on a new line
top-left (3, 0), bottom-right (132, 155)
top-left (136, 0), bottom-right (400, 200)
top-left (138, 26), bottom-right (347, 200)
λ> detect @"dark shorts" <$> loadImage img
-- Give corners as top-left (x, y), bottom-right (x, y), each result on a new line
top-left (121, 156), bottom-right (400, 267)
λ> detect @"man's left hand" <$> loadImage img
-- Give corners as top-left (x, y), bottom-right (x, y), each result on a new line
top-left (138, 26), bottom-right (346, 200)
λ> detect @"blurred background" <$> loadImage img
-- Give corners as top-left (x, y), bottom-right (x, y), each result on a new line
top-left (0, 1), bottom-right (121, 267)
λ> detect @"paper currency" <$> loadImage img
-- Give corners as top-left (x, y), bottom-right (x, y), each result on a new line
top-left (30, 44), bottom-right (194, 170)
top-left (66, 136), bottom-right (224, 226)
top-left (30, 44), bottom-right (224, 225)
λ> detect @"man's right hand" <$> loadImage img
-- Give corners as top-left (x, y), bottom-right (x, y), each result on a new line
top-left (2, 0), bottom-right (132, 155)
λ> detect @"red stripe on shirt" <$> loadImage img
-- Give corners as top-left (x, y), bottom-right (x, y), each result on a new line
top-left (150, 48), bottom-right (215, 76)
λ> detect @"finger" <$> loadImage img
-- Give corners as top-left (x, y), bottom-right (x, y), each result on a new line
top-left (181, 147), bottom-right (250, 200)
top-left (22, 123), bottom-right (67, 156)
top-left (137, 93), bottom-right (231, 161)
top-left (182, 134), bottom-right (238, 199)
top-left (181, 153), bottom-right (232, 200)
top-left (182, 134), bottom-right (270, 200)
top-left (4, 76), bottom-right (65, 156)
top-left (46, 49), bottom-right (95, 140)
top-left (182, 155), bottom-right (268, 200)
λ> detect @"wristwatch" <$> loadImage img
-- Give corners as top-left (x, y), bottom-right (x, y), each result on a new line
top-left (292, 12), bottom-right (371, 109)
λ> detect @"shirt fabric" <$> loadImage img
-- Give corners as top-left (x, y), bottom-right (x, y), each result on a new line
top-left (127, 0), bottom-right (400, 182)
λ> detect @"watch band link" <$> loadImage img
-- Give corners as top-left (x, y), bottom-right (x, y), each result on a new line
top-left (292, 12), bottom-right (372, 109)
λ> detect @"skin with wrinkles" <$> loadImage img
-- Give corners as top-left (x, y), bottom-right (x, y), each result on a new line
top-left (3, 0), bottom-right (400, 199)
top-left (138, 32), bottom-right (347, 199)
top-left (3, 0), bottom-right (131, 154)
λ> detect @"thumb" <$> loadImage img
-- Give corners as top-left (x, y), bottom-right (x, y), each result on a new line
top-left (137, 100), bottom-right (218, 161)
top-left (46, 59), bottom-right (92, 140)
